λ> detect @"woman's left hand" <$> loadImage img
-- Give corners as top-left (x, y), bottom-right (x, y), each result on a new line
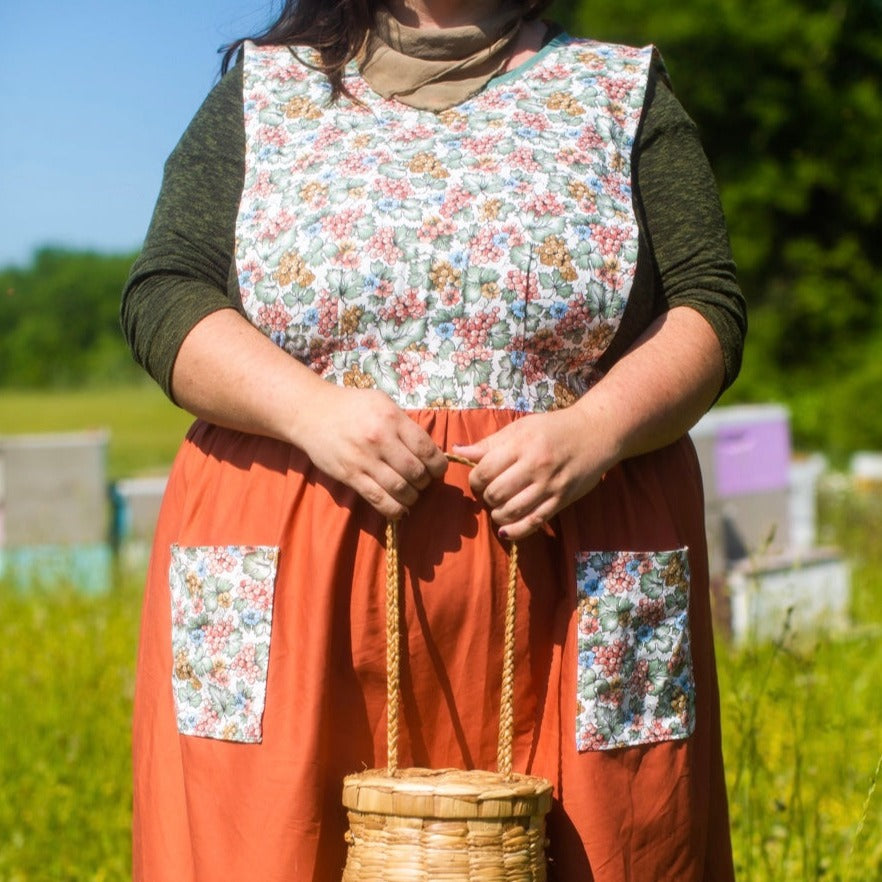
top-left (453, 406), bottom-right (618, 541)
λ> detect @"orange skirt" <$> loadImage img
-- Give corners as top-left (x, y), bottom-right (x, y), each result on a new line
top-left (132, 409), bottom-right (734, 882)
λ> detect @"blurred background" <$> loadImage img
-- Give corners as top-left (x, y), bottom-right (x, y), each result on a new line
top-left (1, 1), bottom-right (880, 880)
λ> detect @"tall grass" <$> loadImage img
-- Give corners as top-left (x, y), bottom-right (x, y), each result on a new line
top-left (0, 579), bottom-right (140, 881)
top-left (717, 482), bottom-right (882, 880)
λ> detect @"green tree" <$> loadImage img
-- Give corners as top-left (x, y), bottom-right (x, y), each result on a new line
top-left (0, 249), bottom-right (140, 388)
top-left (553, 0), bottom-right (882, 454)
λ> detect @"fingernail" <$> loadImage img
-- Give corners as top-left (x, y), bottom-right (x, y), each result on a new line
top-left (498, 529), bottom-right (509, 540)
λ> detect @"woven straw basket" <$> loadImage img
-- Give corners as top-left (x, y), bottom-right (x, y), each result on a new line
top-left (341, 462), bottom-right (553, 882)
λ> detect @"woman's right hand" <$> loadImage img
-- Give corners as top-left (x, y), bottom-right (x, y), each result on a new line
top-left (297, 384), bottom-right (448, 519)
top-left (170, 310), bottom-right (447, 518)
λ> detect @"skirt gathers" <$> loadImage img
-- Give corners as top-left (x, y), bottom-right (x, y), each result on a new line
top-left (132, 409), bottom-right (734, 882)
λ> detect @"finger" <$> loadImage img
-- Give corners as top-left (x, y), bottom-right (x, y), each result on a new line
top-left (350, 473), bottom-right (410, 520)
top-left (364, 459), bottom-right (422, 511)
top-left (481, 464), bottom-right (533, 512)
top-left (468, 442), bottom-right (520, 496)
top-left (398, 419), bottom-right (448, 479)
top-left (496, 496), bottom-right (560, 542)
top-left (450, 439), bottom-right (489, 463)
top-left (379, 441), bottom-right (436, 491)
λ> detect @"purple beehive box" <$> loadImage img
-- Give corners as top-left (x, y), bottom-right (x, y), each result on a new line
top-left (714, 414), bottom-right (791, 497)
top-left (691, 405), bottom-right (792, 579)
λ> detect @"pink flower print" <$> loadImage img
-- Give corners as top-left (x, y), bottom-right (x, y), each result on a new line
top-left (474, 383), bottom-right (504, 407)
top-left (251, 170), bottom-right (275, 198)
top-left (474, 89), bottom-right (508, 110)
top-left (599, 75), bottom-right (631, 103)
top-left (240, 577), bottom-right (273, 612)
top-left (373, 278), bottom-right (395, 299)
top-left (208, 548), bottom-right (240, 574)
top-left (439, 186), bottom-right (473, 219)
top-left (417, 216), bottom-right (456, 242)
top-left (453, 308), bottom-right (499, 348)
top-left (399, 123), bottom-right (436, 143)
top-left (534, 63), bottom-right (571, 83)
top-left (375, 177), bottom-right (413, 200)
top-left (205, 617), bottom-right (235, 654)
top-left (338, 154), bottom-right (369, 176)
top-left (258, 125), bottom-right (289, 149)
top-left (590, 222), bottom-right (629, 257)
top-left (461, 134), bottom-right (502, 156)
top-left (451, 346), bottom-right (492, 370)
top-left (577, 127), bottom-right (604, 152)
top-left (258, 209), bottom-right (296, 241)
top-left (512, 110), bottom-right (550, 132)
top-left (601, 173), bottom-right (630, 203)
top-left (578, 724), bottom-right (608, 751)
top-left (594, 641), bottom-right (628, 678)
top-left (472, 156), bottom-right (502, 175)
top-left (578, 615), bottom-right (600, 637)
top-left (469, 227), bottom-right (504, 264)
top-left (505, 268), bottom-right (538, 299)
top-left (244, 90), bottom-right (270, 111)
top-left (510, 145), bottom-right (541, 173)
top-left (525, 192), bottom-right (566, 217)
top-left (321, 206), bottom-right (364, 239)
top-left (500, 223), bottom-right (525, 248)
top-left (394, 350), bottom-right (429, 394)
top-left (636, 597), bottom-right (667, 629)
top-left (231, 644), bottom-right (262, 685)
top-left (195, 708), bottom-right (221, 738)
top-left (646, 719), bottom-right (674, 741)
top-left (378, 289), bottom-right (427, 324)
top-left (440, 287), bottom-right (461, 307)
top-left (256, 302), bottom-right (290, 334)
top-left (367, 227), bottom-right (404, 262)
top-left (313, 126), bottom-right (346, 151)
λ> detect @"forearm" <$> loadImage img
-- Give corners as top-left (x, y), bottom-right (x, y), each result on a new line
top-left (170, 308), bottom-right (329, 448)
top-left (574, 305), bottom-right (725, 469)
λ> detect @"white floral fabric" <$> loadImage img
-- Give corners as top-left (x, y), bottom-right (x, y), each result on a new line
top-left (575, 548), bottom-right (695, 751)
top-left (169, 544), bottom-right (279, 743)
top-left (236, 37), bottom-right (653, 411)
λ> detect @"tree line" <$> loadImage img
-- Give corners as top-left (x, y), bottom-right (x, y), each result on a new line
top-left (2, 0), bottom-right (880, 458)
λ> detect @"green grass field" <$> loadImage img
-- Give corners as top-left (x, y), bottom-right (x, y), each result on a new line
top-left (1, 387), bottom-right (880, 880)
top-left (0, 385), bottom-right (193, 478)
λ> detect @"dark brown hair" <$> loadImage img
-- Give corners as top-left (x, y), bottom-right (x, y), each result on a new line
top-left (221, 0), bottom-right (554, 100)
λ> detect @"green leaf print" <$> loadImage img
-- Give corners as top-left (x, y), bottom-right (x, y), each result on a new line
top-left (242, 550), bottom-right (276, 583)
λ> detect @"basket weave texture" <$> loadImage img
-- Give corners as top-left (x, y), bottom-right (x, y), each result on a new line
top-left (342, 769), bottom-right (551, 882)
top-left (341, 463), bottom-right (553, 882)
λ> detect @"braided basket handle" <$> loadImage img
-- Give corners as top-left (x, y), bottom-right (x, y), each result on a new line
top-left (385, 454), bottom-right (519, 779)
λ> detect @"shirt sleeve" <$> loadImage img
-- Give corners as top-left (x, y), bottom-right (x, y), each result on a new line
top-left (632, 58), bottom-right (747, 391)
top-left (120, 64), bottom-right (247, 401)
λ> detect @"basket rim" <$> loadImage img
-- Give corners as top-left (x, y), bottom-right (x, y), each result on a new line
top-left (341, 767), bottom-right (553, 819)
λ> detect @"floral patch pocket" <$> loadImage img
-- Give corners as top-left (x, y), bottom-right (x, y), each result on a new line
top-left (575, 548), bottom-right (695, 752)
top-left (169, 544), bottom-right (279, 744)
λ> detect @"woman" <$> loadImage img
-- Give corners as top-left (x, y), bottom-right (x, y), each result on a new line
top-left (122, 0), bottom-right (745, 879)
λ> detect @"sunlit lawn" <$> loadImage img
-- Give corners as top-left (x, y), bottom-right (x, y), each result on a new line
top-left (0, 385), bottom-right (192, 479)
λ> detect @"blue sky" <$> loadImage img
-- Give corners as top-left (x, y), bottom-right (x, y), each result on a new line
top-left (0, 1), bottom-right (279, 268)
